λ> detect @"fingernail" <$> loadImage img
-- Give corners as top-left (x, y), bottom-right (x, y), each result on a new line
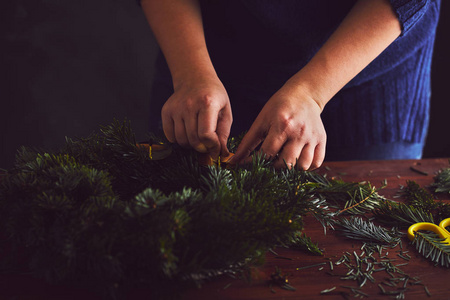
top-left (221, 153), bottom-right (235, 164)
top-left (194, 143), bottom-right (208, 153)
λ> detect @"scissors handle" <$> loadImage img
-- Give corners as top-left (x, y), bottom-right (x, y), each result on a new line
top-left (407, 218), bottom-right (450, 243)
top-left (440, 218), bottom-right (450, 230)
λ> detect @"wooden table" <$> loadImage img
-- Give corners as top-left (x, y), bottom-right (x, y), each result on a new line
top-left (1, 158), bottom-right (449, 300)
top-left (181, 158), bottom-right (450, 300)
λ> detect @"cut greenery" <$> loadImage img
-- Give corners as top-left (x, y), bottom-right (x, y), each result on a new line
top-left (0, 120), bottom-right (376, 299)
top-left (1, 120), bottom-right (449, 299)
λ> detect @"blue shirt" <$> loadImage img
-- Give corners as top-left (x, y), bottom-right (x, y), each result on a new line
top-left (148, 0), bottom-right (441, 158)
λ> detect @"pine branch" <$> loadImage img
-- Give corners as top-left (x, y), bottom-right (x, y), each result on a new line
top-left (226, 131), bottom-right (247, 153)
top-left (402, 180), bottom-right (436, 211)
top-left (284, 232), bottom-right (323, 256)
top-left (434, 202), bottom-right (450, 224)
top-left (373, 200), bottom-right (435, 228)
top-left (430, 168), bottom-right (450, 194)
top-left (283, 169), bottom-right (336, 229)
top-left (304, 178), bottom-right (386, 215)
top-left (399, 179), bottom-right (450, 224)
top-left (411, 231), bottom-right (450, 268)
top-left (336, 186), bottom-right (378, 215)
top-left (334, 216), bottom-right (402, 246)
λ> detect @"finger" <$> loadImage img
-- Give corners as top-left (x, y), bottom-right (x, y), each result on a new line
top-left (259, 127), bottom-right (287, 161)
top-left (198, 107), bottom-right (221, 159)
top-left (216, 106), bottom-right (233, 156)
top-left (173, 119), bottom-right (190, 148)
top-left (184, 113), bottom-right (208, 153)
top-left (230, 121), bottom-right (267, 164)
top-left (161, 109), bottom-right (176, 143)
top-left (272, 140), bottom-right (303, 169)
top-left (310, 142), bottom-right (326, 170)
top-left (296, 143), bottom-right (315, 170)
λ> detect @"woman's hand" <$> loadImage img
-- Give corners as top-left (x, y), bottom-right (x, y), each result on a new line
top-left (229, 0), bottom-right (401, 169)
top-left (143, 0), bottom-right (401, 166)
top-left (231, 87), bottom-right (326, 170)
top-left (141, 0), bottom-right (233, 159)
top-left (161, 76), bottom-right (233, 159)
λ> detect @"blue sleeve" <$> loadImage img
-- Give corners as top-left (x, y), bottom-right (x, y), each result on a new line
top-left (389, 0), bottom-right (432, 36)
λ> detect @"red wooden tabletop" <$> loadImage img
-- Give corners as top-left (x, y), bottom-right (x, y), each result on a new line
top-left (1, 158), bottom-right (449, 300)
top-left (181, 158), bottom-right (450, 300)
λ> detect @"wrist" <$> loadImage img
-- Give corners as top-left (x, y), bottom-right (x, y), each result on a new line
top-left (171, 62), bottom-right (219, 92)
top-left (281, 77), bottom-right (328, 112)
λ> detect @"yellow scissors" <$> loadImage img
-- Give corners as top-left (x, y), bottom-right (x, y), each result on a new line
top-left (407, 218), bottom-right (450, 244)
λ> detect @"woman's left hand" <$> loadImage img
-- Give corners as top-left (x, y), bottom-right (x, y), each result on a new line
top-left (230, 87), bottom-right (326, 170)
top-left (229, 0), bottom-right (402, 170)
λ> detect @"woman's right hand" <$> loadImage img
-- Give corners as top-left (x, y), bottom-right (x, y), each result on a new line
top-left (161, 75), bottom-right (233, 160)
top-left (141, 0), bottom-right (232, 159)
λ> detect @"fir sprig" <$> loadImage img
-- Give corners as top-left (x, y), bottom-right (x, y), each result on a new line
top-left (301, 177), bottom-right (386, 216)
top-left (335, 216), bottom-right (402, 246)
top-left (402, 179), bottom-right (450, 223)
top-left (284, 232), bottom-right (323, 256)
top-left (430, 168), bottom-right (450, 194)
top-left (411, 231), bottom-right (450, 267)
top-left (402, 180), bottom-right (436, 211)
top-left (373, 200), bottom-right (435, 227)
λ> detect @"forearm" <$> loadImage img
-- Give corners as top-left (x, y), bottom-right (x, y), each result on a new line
top-left (283, 0), bottom-right (401, 110)
top-left (140, 0), bottom-right (232, 157)
top-left (140, 0), bottom-right (217, 88)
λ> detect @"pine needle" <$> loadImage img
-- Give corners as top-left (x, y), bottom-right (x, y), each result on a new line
top-left (373, 200), bottom-right (434, 228)
top-left (334, 217), bottom-right (402, 246)
top-left (411, 231), bottom-right (450, 268)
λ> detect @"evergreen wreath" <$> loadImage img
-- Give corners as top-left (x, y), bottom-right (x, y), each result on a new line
top-left (0, 120), bottom-right (340, 299)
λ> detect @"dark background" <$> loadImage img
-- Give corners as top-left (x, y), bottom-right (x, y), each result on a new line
top-left (1, 0), bottom-right (449, 170)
